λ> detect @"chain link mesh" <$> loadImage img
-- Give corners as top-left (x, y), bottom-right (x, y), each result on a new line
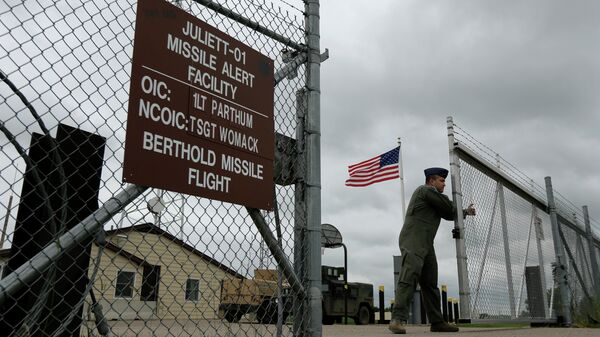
top-left (451, 120), bottom-right (600, 323)
top-left (459, 161), bottom-right (556, 320)
top-left (0, 0), bottom-right (311, 336)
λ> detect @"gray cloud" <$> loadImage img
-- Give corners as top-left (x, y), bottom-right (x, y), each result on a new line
top-left (320, 0), bottom-right (600, 307)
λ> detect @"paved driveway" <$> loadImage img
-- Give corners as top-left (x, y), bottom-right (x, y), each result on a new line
top-left (323, 324), bottom-right (599, 337)
top-left (83, 319), bottom-right (597, 337)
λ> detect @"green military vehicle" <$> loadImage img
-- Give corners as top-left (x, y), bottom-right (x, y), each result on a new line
top-left (321, 265), bottom-right (374, 325)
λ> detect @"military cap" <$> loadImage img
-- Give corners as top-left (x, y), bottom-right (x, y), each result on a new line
top-left (424, 167), bottom-right (448, 178)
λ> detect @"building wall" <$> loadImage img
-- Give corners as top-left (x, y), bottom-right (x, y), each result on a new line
top-left (90, 245), bottom-right (144, 299)
top-left (88, 245), bottom-right (152, 320)
top-left (88, 231), bottom-right (236, 320)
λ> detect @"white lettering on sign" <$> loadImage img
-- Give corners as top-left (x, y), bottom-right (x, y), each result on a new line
top-left (125, 0), bottom-right (274, 209)
top-left (188, 115), bottom-right (217, 138)
top-left (222, 61), bottom-right (254, 87)
top-left (188, 167), bottom-right (231, 193)
top-left (211, 100), bottom-right (253, 128)
top-left (221, 154), bottom-right (263, 180)
top-left (142, 131), bottom-right (216, 166)
top-left (187, 65), bottom-right (238, 100)
top-left (140, 76), bottom-right (171, 100)
top-left (166, 34), bottom-right (217, 71)
top-left (138, 98), bottom-right (187, 130)
top-left (192, 92), bottom-right (208, 111)
top-left (182, 21), bottom-right (231, 56)
top-left (218, 126), bottom-right (259, 153)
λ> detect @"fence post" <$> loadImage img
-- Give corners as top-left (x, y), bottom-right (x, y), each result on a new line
top-left (516, 202), bottom-right (536, 317)
top-left (497, 183), bottom-right (516, 318)
top-left (441, 285), bottom-right (448, 322)
top-left (544, 176), bottom-right (571, 326)
top-left (294, 89), bottom-right (308, 336)
top-left (378, 286), bottom-right (385, 323)
top-left (533, 209), bottom-right (549, 318)
top-left (305, 0), bottom-right (322, 336)
top-left (447, 297), bottom-right (454, 323)
top-left (447, 116), bottom-right (471, 321)
top-left (583, 206), bottom-right (600, 298)
top-left (453, 299), bottom-right (460, 324)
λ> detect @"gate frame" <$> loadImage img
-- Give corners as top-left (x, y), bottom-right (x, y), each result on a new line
top-left (446, 117), bottom-right (600, 325)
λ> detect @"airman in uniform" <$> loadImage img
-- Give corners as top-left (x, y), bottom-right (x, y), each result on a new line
top-left (389, 167), bottom-right (475, 334)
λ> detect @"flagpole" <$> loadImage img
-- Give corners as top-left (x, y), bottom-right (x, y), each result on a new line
top-left (397, 137), bottom-right (406, 220)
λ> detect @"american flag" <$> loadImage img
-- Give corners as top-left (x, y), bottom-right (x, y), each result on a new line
top-left (345, 147), bottom-right (400, 187)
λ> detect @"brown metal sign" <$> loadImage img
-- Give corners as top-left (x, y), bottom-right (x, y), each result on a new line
top-left (123, 0), bottom-right (275, 210)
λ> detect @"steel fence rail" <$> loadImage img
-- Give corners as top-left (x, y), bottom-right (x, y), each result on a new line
top-left (0, 184), bottom-right (147, 306)
top-left (447, 117), bottom-right (600, 326)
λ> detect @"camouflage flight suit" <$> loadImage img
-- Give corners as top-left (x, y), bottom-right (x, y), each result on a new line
top-left (392, 184), bottom-right (460, 323)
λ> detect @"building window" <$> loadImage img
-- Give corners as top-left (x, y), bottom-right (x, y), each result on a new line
top-left (115, 270), bottom-right (135, 298)
top-left (185, 278), bottom-right (200, 301)
top-left (141, 265), bottom-right (161, 301)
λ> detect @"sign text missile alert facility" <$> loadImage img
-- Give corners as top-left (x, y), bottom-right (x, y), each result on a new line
top-left (124, 0), bottom-right (275, 210)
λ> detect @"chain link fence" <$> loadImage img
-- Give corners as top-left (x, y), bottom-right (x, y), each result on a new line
top-left (1, 0), bottom-right (322, 336)
top-left (447, 117), bottom-right (600, 325)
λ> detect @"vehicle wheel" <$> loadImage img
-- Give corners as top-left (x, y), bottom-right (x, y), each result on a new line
top-left (224, 310), bottom-right (243, 323)
top-left (256, 301), bottom-right (277, 324)
top-left (354, 305), bottom-right (370, 325)
top-left (322, 315), bottom-right (335, 325)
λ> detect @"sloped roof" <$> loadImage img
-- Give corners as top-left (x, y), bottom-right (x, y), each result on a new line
top-left (102, 241), bottom-right (154, 268)
top-left (105, 223), bottom-right (244, 279)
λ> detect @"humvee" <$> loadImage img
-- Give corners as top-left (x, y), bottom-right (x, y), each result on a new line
top-left (321, 265), bottom-right (374, 325)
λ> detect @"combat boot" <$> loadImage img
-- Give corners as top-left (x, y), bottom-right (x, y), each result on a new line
top-left (388, 320), bottom-right (406, 334)
top-left (430, 321), bottom-right (459, 332)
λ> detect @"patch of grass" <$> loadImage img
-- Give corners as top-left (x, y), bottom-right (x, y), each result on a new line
top-left (572, 298), bottom-right (600, 328)
top-left (573, 323), bottom-right (600, 329)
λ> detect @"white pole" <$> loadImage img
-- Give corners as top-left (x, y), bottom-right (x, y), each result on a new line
top-left (398, 138), bottom-right (406, 219)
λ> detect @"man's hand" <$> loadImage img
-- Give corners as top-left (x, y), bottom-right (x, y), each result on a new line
top-left (465, 203), bottom-right (476, 216)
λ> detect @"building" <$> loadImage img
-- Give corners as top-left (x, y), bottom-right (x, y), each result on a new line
top-left (88, 223), bottom-right (244, 320)
top-left (2, 223), bottom-right (243, 321)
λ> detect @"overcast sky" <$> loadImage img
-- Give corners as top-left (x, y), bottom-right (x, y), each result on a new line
top-left (318, 0), bottom-right (600, 306)
top-left (1, 0), bottom-right (598, 317)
